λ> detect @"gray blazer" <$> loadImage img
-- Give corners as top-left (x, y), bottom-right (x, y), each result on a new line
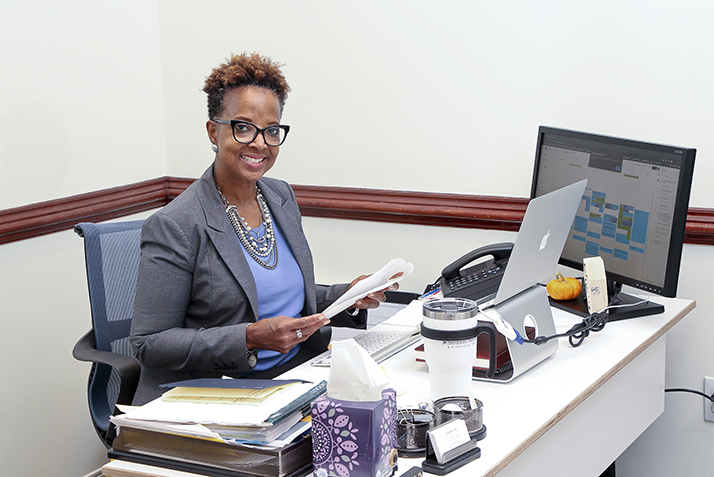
top-left (130, 166), bottom-right (363, 405)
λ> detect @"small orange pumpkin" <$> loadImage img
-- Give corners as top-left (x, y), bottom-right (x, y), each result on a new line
top-left (546, 273), bottom-right (582, 301)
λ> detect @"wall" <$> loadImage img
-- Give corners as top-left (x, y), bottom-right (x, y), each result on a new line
top-left (158, 0), bottom-right (714, 208)
top-left (0, 211), bottom-right (155, 476)
top-left (0, 1), bottom-right (713, 476)
top-left (0, 2), bottom-right (166, 210)
top-left (0, 1), bottom-right (165, 476)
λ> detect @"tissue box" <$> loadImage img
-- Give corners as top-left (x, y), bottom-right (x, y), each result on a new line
top-left (311, 388), bottom-right (397, 477)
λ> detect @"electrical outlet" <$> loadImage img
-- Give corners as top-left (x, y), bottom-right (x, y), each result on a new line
top-left (704, 377), bottom-right (714, 422)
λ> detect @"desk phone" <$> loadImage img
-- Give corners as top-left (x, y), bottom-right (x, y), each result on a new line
top-left (438, 243), bottom-right (513, 304)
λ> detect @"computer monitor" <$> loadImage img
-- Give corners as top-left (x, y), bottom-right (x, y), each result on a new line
top-left (530, 126), bottom-right (696, 320)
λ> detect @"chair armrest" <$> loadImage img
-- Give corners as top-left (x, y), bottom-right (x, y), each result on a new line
top-left (73, 329), bottom-right (141, 405)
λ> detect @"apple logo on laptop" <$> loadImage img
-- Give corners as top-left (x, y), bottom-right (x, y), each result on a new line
top-left (539, 229), bottom-right (551, 251)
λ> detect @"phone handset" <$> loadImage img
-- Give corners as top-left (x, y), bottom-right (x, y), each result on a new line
top-left (441, 242), bottom-right (514, 280)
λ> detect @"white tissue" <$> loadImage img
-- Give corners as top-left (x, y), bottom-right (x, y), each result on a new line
top-left (327, 339), bottom-right (390, 402)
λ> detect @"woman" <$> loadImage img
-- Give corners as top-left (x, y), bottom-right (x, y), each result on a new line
top-left (130, 53), bottom-right (394, 405)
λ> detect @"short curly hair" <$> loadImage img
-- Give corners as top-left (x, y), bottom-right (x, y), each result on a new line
top-left (203, 52), bottom-right (291, 120)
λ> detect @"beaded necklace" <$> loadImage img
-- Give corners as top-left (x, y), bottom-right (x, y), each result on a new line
top-left (216, 185), bottom-right (278, 270)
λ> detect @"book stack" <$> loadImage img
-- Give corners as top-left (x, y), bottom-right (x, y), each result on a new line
top-left (109, 379), bottom-right (326, 477)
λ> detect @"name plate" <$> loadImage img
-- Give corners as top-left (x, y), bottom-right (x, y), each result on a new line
top-left (428, 418), bottom-right (471, 464)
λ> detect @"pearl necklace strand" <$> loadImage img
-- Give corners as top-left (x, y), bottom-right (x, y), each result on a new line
top-left (216, 185), bottom-right (278, 270)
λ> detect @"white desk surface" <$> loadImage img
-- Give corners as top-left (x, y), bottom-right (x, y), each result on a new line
top-left (280, 295), bottom-right (695, 477)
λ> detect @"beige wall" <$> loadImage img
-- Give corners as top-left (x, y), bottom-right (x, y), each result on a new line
top-left (1, 1), bottom-right (713, 476)
top-left (158, 0), bottom-right (714, 208)
top-left (0, 1), bottom-right (166, 210)
top-left (0, 2), bottom-right (165, 475)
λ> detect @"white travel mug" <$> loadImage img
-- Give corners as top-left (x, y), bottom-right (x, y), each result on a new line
top-left (421, 298), bottom-right (497, 401)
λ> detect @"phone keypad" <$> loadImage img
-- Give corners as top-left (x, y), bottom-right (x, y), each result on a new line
top-left (447, 264), bottom-right (503, 291)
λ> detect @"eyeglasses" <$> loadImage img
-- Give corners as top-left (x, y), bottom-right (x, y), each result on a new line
top-left (213, 119), bottom-right (290, 147)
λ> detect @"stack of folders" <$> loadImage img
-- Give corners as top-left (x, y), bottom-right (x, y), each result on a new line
top-left (108, 379), bottom-right (327, 477)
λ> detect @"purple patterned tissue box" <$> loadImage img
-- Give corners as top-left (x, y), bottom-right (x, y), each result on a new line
top-left (311, 388), bottom-right (397, 477)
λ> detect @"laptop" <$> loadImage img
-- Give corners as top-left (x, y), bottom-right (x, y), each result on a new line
top-left (470, 178), bottom-right (588, 381)
top-left (490, 178), bottom-right (588, 307)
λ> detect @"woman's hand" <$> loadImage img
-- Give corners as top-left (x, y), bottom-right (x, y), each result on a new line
top-left (245, 313), bottom-right (329, 354)
top-left (348, 273), bottom-right (402, 310)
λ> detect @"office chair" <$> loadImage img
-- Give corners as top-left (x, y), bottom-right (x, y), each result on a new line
top-left (72, 220), bottom-right (144, 448)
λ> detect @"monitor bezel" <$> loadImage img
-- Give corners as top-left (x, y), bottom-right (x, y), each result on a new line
top-left (529, 126), bottom-right (696, 298)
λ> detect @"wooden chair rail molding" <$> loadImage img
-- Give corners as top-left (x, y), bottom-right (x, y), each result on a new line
top-left (1, 176), bottom-right (713, 246)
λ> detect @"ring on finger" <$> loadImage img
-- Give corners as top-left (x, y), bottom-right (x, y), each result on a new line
top-left (295, 328), bottom-right (303, 339)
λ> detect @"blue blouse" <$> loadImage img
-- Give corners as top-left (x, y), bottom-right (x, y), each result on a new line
top-left (239, 217), bottom-right (305, 372)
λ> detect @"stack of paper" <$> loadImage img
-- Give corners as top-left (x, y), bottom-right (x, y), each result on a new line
top-left (102, 459), bottom-right (204, 477)
top-left (109, 379), bottom-right (325, 477)
top-left (113, 379), bottom-right (324, 447)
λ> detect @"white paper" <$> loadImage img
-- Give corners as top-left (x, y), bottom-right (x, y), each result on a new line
top-left (111, 414), bottom-right (224, 441)
top-left (378, 299), bottom-right (423, 327)
top-left (322, 258), bottom-right (414, 319)
top-left (120, 381), bottom-right (317, 427)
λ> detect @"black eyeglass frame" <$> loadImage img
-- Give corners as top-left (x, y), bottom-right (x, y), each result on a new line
top-left (212, 119), bottom-right (290, 146)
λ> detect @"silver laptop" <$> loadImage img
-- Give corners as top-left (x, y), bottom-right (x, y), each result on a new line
top-left (492, 178), bottom-right (588, 306)
top-left (473, 179), bottom-right (587, 381)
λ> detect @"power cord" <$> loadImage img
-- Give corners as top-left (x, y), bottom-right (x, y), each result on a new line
top-left (421, 281), bottom-right (650, 348)
top-left (523, 310), bottom-right (608, 347)
top-left (524, 295), bottom-right (651, 348)
top-left (664, 388), bottom-right (714, 402)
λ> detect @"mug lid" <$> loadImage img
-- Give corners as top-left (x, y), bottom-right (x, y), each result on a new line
top-left (422, 298), bottom-right (479, 320)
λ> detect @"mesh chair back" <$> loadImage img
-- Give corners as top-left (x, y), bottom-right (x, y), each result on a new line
top-left (75, 220), bottom-right (144, 440)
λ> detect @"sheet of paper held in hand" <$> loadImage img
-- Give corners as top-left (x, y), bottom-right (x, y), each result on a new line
top-left (321, 258), bottom-right (414, 320)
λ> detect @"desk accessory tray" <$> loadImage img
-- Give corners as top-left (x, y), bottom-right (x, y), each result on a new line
top-left (111, 426), bottom-right (312, 477)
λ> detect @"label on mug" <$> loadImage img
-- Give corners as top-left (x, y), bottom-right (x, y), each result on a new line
top-left (441, 337), bottom-right (477, 349)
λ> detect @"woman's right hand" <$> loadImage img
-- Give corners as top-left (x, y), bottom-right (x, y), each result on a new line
top-left (245, 313), bottom-right (330, 354)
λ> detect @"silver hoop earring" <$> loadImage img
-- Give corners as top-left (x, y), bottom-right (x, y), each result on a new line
top-left (211, 144), bottom-right (218, 153)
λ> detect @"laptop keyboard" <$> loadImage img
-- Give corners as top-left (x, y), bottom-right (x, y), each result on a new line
top-left (311, 328), bottom-right (421, 367)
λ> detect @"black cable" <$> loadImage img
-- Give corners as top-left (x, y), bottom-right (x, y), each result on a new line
top-left (524, 294), bottom-right (650, 348)
top-left (422, 280), bottom-right (648, 348)
top-left (664, 388), bottom-right (714, 402)
top-left (523, 310), bottom-right (609, 348)
top-left (423, 279), bottom-right (443, 295)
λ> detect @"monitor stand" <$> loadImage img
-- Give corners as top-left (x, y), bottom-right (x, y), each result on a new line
top-left (549, 280), bottom-right (664, 321)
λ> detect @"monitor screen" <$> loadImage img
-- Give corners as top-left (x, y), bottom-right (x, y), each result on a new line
top-left (530, 126), bottom-right (695, 302)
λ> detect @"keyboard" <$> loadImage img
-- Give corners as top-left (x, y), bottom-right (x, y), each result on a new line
top-left (311, 328), bottom-right (421, 367)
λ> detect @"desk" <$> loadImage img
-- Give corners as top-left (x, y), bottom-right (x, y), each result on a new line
top-left (279, 295), bottom-right (695, 477)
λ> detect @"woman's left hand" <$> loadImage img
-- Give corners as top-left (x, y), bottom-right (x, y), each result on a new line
top-left (348, 273), bottom-right (401, 310)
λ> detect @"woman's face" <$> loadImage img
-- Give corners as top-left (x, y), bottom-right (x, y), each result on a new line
top-left (207, 86), bottom-right (282, 190)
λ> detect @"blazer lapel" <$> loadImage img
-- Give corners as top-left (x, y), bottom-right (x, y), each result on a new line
top-left (196, 167), bottom-right (260, 319)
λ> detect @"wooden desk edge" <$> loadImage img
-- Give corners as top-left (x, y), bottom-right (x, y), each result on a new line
top-left (482, 299), bottom-right (696, 477)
